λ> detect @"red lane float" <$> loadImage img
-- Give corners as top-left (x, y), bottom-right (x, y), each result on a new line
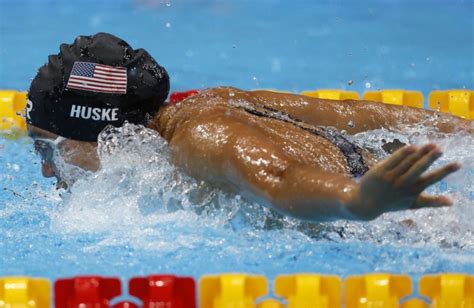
top-left (129, 275), bottom-right (196, 308)
top-left (55, 276), bottom-right (121, 307)
top-left (169, 90), bottom-right (199, 105)
top-left (53, 275), bottom-right (196, 307)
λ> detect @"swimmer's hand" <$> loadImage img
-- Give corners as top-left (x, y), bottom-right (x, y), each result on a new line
top-left (348, 144), bottom-right (461, 220)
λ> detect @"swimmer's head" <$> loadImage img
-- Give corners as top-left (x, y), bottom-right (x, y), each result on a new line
top-left (27, 32), bottom-right (170, 187)
top-left (27, 32), bottom-right (170, 141)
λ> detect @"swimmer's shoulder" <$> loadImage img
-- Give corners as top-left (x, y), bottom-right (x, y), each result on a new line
top-left (148, 87), bottom-right (248, 140)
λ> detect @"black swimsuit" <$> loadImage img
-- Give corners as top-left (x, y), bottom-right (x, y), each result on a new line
top-left (228, 100), bottom-right (369, 177)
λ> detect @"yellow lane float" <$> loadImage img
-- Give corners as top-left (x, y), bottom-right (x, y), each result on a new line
top-left (301, 89), bottom-right (359, 100)
top-left (419, 273), bottom-right (474, 308)
top-left (363, 89), bottom-right (424, 108)
top-left (344, 273), bottom-right (412, 308)
top-left (256, 299), bottom-right (285, 308)
top-left (274, 274), bottom-right (341, 308)
top-left (0, 277), bottom-right (50, 308)
top-left (200, 274), bottom-right (267, 308)
top-left (0, 90), bottom-right (27, 131)
top-left (429, 90), bottom-right (474, 120)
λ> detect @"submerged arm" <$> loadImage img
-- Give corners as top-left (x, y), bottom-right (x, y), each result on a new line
top-left (166, 111), bottom-right (458, 221)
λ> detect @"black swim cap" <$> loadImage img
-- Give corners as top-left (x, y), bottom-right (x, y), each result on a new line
top-left (27, 32), bottom-right (170, 141)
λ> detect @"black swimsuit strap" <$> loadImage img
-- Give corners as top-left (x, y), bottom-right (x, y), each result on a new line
top-left (228, 100), bottom-right (369, 177)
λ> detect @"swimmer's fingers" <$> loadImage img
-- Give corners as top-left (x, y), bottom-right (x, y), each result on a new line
top-left (412, 193), bottom-right (453, 209)
top-left (388, 144), bottom-right (436, 176)
top-left (414, 162), bottom-right (461, 192)
top-left (379, 145), bottom-right (417, 171)
top-left (396, 146), bottom-right (443, 185)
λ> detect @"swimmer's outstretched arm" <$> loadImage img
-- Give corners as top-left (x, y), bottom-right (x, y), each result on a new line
top-left (253, 144), bottom-right (459, 221)
top-left (167, 112), bottom-right (459, 221)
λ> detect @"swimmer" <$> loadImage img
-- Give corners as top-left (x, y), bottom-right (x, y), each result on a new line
top-left (27, 33), bottom-right (473, 221)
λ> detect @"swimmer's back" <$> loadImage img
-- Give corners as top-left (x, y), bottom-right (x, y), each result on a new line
top-left (150, 87), bottom-right (375, 177)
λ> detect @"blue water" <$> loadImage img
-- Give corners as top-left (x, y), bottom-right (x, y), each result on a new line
top-left (1, 0), bottom-right (473, 300)
top-left (1, 0), bottom-right (473, 94)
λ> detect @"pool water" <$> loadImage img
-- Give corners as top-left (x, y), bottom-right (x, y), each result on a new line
top-left (0, 0), bottom-right (473, 297)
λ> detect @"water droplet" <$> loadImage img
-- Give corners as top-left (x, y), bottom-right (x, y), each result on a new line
top-left (347, 120), bottom-right (355, 128)
top-left (252, 76), bottom-right (259, 86)
top-left (365, 82), bottom-right (371, 89)
top-left (165, 22), bottom-right (171, 28)
top-left (347, 80), bottom-right (354, 86)
top-left (165, 0), bottom-right (171, 7)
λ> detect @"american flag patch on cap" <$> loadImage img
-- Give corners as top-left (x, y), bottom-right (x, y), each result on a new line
top-left (66, 61), bottom-right (127, 94)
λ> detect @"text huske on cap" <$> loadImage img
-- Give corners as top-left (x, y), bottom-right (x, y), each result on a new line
top-left (70, 105), bottom-right (119, 121)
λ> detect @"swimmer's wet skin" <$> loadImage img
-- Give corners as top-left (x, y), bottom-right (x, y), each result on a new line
top-left (153, 88), bottom-right (469, 221)
top-left (27, 32), bottom-right (472, 221)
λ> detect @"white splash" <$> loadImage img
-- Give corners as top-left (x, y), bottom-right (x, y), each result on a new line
top-left (49, 124), bottom-right (257, 250)
top-left (49, 122), bottom-right (474, 251)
